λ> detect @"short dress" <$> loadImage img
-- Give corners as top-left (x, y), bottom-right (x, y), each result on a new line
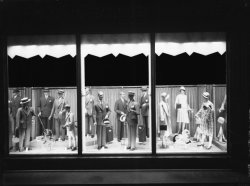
top-left (196, 101), bottom-right (214, 137)
top-left (175, 94), bottom-right (190, 123)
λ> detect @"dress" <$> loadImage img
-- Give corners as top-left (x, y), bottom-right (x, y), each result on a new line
top-left (159, 100), bottom-right (172, 136)
top-left (196, 101), bottom-right (214, 137)
top-left (175, 94), bottom-right (190, 123)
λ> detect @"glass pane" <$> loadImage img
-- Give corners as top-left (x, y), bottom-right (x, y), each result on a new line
top-left (155, 33), bottom-right (227, 153)
top-left (8, 36), bottom-right (78, 154)
top-left (81, 34), bottom-right (152, 154)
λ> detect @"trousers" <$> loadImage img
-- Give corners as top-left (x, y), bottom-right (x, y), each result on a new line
top-left (54, 118), bottom-right (65, 140)
top-left (96, 125), bottom-right (106, 147)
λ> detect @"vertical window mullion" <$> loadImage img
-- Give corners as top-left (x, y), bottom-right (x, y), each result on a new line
top-left (76, 34), bottom-right (83, 155)
top-left (150, 33), bottom-right (156, 155)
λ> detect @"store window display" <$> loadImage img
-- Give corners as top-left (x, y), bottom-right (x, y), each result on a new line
top-left (8, 35), bottom-right (78, 154)
top-left (155, 32), bottom-right (227, 153)
top-left (81, 34), bottom-right (152, 154)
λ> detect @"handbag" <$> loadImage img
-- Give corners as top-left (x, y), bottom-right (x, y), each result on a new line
top-left (176, 103), bottom-right (181, 109)
top-left (160, 124), bottom-right (167, 131)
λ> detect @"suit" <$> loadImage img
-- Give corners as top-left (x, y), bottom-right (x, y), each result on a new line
top-left (37, 95), bottom-right (54, 131)
top-left (9, 95), bottom-right (22, 150)
top-left (85, 94), bottom-right (95, 136)
top-left (16, 107), bottom-right (35, 150)
top-left (50, 97), bottom-right (66, 140)
top-left (126, 99), bottom-right (140, 149)
top-left (94, 100), bottom-right (111, 147)
top-left (114, 98), bottom-right (128, 141)
top-left (140, 92), bottom-right (149, 137)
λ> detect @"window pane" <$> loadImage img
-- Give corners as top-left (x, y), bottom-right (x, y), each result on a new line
top-left (155, 33), bottom-right (227, 153)
top-left (8, 36), bottom-right (78, 154)
top-left (81, 34), bottom-right (152, 154)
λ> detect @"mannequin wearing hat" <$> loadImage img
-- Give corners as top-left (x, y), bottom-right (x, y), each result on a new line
top-left (9, 88), bottom-right (22, 151)
top-left (94, 91), bottom-right (111, 150)
top-left (63, 104), bottom-right (77, 151)
top-left (16, 97), bottom-right (36, 152)
top-left (159, 92), bottom-right (172, 148)
top-left (49, 89), bottom-right (67, 141)
top-left (139, 86), bottom-right (150, 138)
top-left (175, 86), bottom-right (192, 134)
top-left (37, 88), bottom-right (55, 133)
top-left (114, 92), bottom-right (128, 142)
top-left (126, 91), bottom-right (140, 151)
top-left (84, 87), bottom-right (96, 138)
top-left (195, 92), bottom-right (214, 150)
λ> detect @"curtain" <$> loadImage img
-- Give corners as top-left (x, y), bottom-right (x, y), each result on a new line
top-left (156, 32), bottom-right (226, 56)
top-left (81, 34), bottom-right (150, 58)
top-left (8, 35), bottom-right (76, 59)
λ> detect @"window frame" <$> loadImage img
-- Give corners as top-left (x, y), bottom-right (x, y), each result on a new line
top-left (0, 32), bottom-right (248, 172)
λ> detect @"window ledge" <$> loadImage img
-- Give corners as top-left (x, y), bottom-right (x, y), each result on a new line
top-left (2, 169), bottom-right (249, 185)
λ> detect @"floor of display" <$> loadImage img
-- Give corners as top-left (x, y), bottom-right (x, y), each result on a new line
top-left (9, 136), bottom-right (226, 154)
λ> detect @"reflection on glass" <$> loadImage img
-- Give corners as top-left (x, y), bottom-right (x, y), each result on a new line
top-left (9, 87), bottom-right (78, 154)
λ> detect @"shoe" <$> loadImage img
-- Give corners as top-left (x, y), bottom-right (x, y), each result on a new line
top-left (19, 148), bottom-right (24, 152)
top-left (91, 135), bottom-right (94, 138)
top-left (61, 139), bottom-right (65, 141)
top-left (103, 146), bottom-right (108, 149)
top-left (130, 148), bottom-right (136, 151)
top-left (205, 145), bottom-right (212, 150)
top-left (71, 147), bottom-right (77, 151)
top-left (118, 140), bottom-right (121, 142)
top-left (67, 147), bottom-right (72, 150)
top-left (197, 144), bottom-right (204, 147)
top-left (97, 146), bottom-right (102, 150)
top-left (126, 146), bottom-right (131, 149)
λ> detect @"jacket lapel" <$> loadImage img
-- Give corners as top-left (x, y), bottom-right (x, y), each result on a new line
top-left (97, 101), bottom-right (103, 110)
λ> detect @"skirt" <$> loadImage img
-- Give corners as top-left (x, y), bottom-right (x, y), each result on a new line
top-left (177, 108), bottom-right (190, 123)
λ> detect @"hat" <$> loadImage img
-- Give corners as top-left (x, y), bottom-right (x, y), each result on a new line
top-left (180, 86), bottom-right (186, 91)
top-left (98, 91), bottom-right (104, 96)
top-left (20, 97), bottom-right (31, 104)
top-left (202, 92), bottom-right (210, 99)
top-left (103, 118), bottom-right (111, 125)
top-left (128, 91), bottom-right (135, 96)
top-left (120, 114), bottom-right (126, 122)
top-left (217, 117), bottom-right (225, 124)
top-left (161, 92), bottom-right (167, 97)
top-left (141, 86), bottom-right (148, 91)
top-left (58, 89), bottom-right (64, 94)
top-left (13, 88), bottom-right (20, 93)
top-left (43, 88), bottom-right (49, 92)
top-left (65, 104), bottom-right (70, 108)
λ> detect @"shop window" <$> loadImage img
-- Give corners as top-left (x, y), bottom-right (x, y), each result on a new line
top-left (8, 35), bottom-right (78, 154)
top-left (81, 34), bottom-right (152, 154)
top-left (155, 33), bottom-right (227, 153)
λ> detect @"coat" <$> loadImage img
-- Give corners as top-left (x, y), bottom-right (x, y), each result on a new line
top-left (65, 111), bottom-right (75, 131)
top-left (114, 98), bottom-right (128, 118)
top-left (9, 95), bottom-right (22, 119)
top-left (50, 97), bottom-right (66, 119)
top-left (37, 95), bottom-right (55, 117)
top-left (16, 107), bottom-right (35, 129)
top-left (140, 93), bottom-right (149, 116)
top-left (94, 100), bottom-right (111, 126)
top-left (85, 94), bottom-right (95, 116)
top-left (126, 99), bottom-right (140, 125)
